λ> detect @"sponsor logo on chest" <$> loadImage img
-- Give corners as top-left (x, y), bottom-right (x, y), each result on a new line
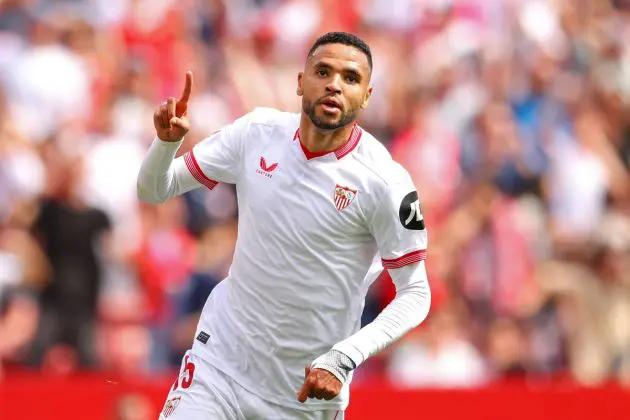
top-left (256, 156), bottom-right (278, 178)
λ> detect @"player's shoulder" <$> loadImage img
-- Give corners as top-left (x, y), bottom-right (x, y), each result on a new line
top-left (353, 128), bottom-right (411, 187)
top-left (244, 107), bottom-right (299, 129)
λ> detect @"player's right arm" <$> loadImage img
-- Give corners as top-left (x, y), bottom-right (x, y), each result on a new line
top-left (137, 71), bottom-right (249, 204)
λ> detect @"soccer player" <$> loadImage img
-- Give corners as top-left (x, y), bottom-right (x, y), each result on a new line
top-left (138, 32), bottom-right (431, 420)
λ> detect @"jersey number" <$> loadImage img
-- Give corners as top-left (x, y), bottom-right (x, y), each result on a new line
top-left (399, 191), bottom-right (425, 230)
top-left (172, 355), bottom-right (196, 391)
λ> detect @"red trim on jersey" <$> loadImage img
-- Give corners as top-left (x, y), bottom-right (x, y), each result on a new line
top-left (184, 150), bottom-right (219, 190)
top-left (294, 123), bottom-right (362, 160)
top-left (335, 124), bottom-right (362, 159)
top-left (381, 249), bottom-right (427, 269)
top-left (300, 141), bottom-right (330, 159)
top-left (333, 411), bottom-right (339, 420)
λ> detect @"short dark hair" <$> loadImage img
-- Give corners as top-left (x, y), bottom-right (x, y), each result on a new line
top-left (307, 32), bottom-right (373, 71)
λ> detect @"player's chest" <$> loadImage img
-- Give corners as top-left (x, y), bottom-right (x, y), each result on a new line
top-left (239, 143), bottom-right (369, 236)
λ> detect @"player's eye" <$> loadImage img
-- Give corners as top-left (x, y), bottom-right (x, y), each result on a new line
top-left (346, 75), bottom-right (358, 84)
top-left (317, 69), bottom-right (328, 77)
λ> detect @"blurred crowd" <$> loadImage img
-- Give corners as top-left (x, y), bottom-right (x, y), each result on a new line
top-left (1, 0), bottom-right (630, 392)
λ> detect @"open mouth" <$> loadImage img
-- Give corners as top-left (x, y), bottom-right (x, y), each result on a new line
top-left (319, 97), bottom-right (342, 114)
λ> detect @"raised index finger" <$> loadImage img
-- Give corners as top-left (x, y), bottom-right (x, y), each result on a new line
top-left (179, 71), bottom-right (193, 104)
top-left (297, 374), bottom-right (315, 403)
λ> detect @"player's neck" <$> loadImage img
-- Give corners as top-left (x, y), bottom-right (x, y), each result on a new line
top-left (298, 114), bottom-right (355, 154)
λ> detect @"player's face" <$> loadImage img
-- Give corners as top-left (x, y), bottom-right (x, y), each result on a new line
top-left (298, 43), bottom-right (372, 131)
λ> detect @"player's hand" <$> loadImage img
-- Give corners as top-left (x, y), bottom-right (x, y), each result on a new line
top-left (296, 364), bottom-right (342, 403)
top-left (154, 71), bottom-right (193, 142)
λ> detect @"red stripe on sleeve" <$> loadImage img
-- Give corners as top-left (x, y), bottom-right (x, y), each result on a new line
top-left (381, 249), bottom-right (427, 269)
top-left (184, 150), bottom-right (218, 190)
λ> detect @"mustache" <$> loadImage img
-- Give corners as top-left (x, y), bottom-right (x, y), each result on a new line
top-left (317, 95), bottom-right (335, 103)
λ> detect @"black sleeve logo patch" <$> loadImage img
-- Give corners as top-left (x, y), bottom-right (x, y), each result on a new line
top-left (399, 191), bottom-right (425, 230)
top-left (196, 331), bottom-right (210, 344)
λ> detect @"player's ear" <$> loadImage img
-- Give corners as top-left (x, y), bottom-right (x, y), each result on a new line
top-left (360, 86), bottom-right (373, 109)
top-left (297, 72), bottom-right (304, 96)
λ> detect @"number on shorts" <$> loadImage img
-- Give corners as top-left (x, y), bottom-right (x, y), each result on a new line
top-left (171, 355), bottom-right (196, 391)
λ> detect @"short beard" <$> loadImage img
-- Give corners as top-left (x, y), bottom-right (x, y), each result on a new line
top-left (303, 99), bottom-right (357, 130)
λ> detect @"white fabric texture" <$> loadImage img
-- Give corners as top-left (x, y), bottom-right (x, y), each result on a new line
top-left (331, 261), bottom-right (431, 367)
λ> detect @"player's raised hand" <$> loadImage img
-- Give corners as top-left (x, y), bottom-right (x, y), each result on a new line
top-left (154, 71), bottom-right (193, 142)
top-left (297, 365), bottom-right (342, 403)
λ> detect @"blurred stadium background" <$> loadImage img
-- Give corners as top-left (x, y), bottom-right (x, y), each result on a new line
top-left (1, 0), bottom-right (630, 418)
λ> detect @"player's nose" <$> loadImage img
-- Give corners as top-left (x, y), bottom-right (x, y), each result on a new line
top-left (325, 75), bottom-right (342, 95)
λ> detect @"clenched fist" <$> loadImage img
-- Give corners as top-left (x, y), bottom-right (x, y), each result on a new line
top-left (154, 71), bottom-right (193, 142)
top-left (296, 365), bottom-right (342, 403)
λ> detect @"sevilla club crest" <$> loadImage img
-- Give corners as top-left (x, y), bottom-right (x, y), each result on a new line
top-left (162, 396), bottom-right (181, 418)
top-left (334, 184), bottom-right (358, 212)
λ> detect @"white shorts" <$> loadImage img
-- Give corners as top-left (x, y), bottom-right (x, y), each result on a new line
top-left (159, 350), bottom-right (344, 420)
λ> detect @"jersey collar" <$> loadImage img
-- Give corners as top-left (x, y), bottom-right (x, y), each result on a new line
top-left (294, 123), bottom-right (362, 161)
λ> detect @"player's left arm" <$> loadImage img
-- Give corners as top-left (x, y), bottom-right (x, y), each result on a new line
top-left (298, 165), bottom-right (431, 402)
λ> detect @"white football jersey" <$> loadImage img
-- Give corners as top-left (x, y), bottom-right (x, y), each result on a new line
top-left (185, 108), bottom-right (428, 411)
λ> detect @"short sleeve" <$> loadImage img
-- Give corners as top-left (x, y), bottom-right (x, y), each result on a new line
top-left (368, 166), bottom-right (428, 270)
top-left (183, 111), bottom-right (253, 186)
